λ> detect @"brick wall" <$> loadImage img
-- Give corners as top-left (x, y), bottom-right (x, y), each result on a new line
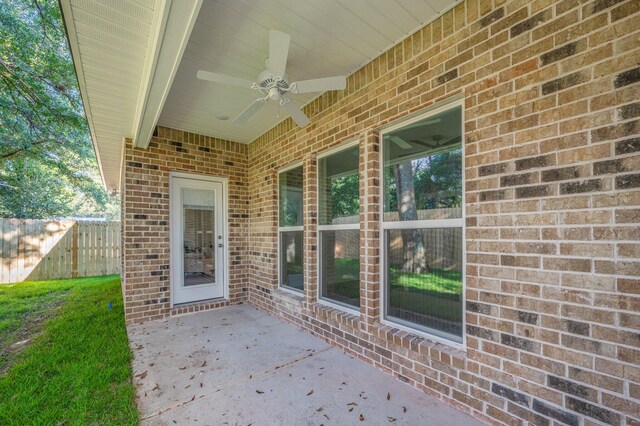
top-left (121, 126), bottom-right (248, 323)
top-left (120, 0), bottom-right (639, 424)
top-left (245, 1), bottom-right (640, 425)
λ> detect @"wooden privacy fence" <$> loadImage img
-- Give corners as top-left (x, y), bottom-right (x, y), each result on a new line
top-left (0, 219), bottom-right (120, 284)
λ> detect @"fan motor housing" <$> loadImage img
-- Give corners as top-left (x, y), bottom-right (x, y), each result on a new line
top-left (258, 69), bottom-right (290, 96)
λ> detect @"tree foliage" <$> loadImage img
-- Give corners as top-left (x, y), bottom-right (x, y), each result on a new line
top-left (0, 0), bottom-right (117, 219)
top-left (385, 149), bottom-right (463, 213)
top-left (384, 148), bottom-right (462, 274)
top-left (330, 174), bottom-right (359, 219)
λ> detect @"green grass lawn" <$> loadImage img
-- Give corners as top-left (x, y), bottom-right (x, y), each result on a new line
top-left (328, 258), bottom-right (463, 323)
top-left (0, 275), bottom-right (138, 425)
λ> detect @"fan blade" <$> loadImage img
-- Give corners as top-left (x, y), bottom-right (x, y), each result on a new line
top-left (291, 76), bottom-right (346, 94)
top-left (233, 99), bottom-right (266, 124)
top-left (401, 118), bottom-right (441, 131)
top-left (388, 135), bottom-right (412, 150)
top-left (268, 30), bottom-right (290, 77)
top-left (281, 100), bottom-right (311, 128)
top-left (197, 70), bottom-right (254, 89)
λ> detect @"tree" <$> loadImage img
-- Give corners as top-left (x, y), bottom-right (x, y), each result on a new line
top-left (330, 174), bottom-right (359, 219)
top-left (393, 161), bottom-right (430, 274)
top-left (388, 149), bottom-right (462, 274)
top-left (0, 0), bottom-right (117, 219)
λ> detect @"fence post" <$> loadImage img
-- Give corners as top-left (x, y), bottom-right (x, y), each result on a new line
top-left (72, 222), bottom-right (79, 278)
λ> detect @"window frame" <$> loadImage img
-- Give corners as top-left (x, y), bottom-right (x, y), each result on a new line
top-left (278, 161), bottom-right (305, 294)
top-left (317, 139), bottom-right (361, 314)
top-left (379, 98), bottom-right (466, 348)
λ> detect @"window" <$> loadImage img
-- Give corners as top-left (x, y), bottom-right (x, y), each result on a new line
top-left (318, 142), bottom-right (360, 309)
top-left (381, 103), bottom-right (464, 343)
top-left (279, 165), bottom-right (304, 292)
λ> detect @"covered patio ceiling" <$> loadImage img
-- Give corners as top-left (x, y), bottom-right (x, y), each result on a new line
top-left (61, 0), bottom-right (460, 191)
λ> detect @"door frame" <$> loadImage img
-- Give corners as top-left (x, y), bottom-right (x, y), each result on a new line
top-left (169, 171), bottom-right (229, 307)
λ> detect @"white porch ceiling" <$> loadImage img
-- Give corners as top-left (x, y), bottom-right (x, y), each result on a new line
top-left (62, 0), bottom-right (460, 191)
top-left (61, 0), bottom-right (161, 191)
top-left (159, 0), bottom-right (459, 144)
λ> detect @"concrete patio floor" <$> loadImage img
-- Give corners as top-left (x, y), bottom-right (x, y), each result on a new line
top-left (128, 305), bottom-right (482, 425)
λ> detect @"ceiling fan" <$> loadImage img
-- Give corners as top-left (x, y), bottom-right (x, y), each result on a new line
top-left (197, 30), bottom-right (347, 128)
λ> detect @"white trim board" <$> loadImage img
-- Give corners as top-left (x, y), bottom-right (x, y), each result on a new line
top-left (133, 0), bottom-right (204, 150)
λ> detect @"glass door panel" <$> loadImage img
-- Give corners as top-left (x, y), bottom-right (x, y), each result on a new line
top-left (182, 188), bottom-right (215, 287)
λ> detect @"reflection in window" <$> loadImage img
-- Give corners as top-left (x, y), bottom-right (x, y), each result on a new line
top-left (318, 143), bottom-right (360, 309)
top-left (320, 230), bottom-right (360, 308)
top-left (383, 106), bottom-right (462, 221)
top-left (381, 104), bottom-right (464, 343)
top-left (279, 166), bottom-right (303, 227)
top-left (279, 165), bottom-right (304, 291)
top-left (385, 228), bottom-right (462, 337)
top-left (280, 230), bottom-right (303, 291)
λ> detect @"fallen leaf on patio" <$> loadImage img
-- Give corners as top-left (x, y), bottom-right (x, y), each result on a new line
top-left (190, 374), bottom-right (195, 380)
top-left (202, 361), bottom-right (207, 367)
top-left (306, 390), bottom-right (314, 396)
top-left (324, 414), bottom-right (330, 420)
top-left (256, 390), bottom-right (264, 394)
top-left (191, 396), bottom-right (195, 401)
top-left (347, 402), bottom-right (358, 406)
top-left (316, 407), bottom-right (323, 412)
top-left (184, 385), bottom-right (190, 389)
top-left (359, 414), bottom-right (365, 421)
top-left (200, 383), bottom-right (203, 388)
top-left (402, 406), bottom-right (407, 413)
top-left (349, 407), bottom-right (354, 412)
top-left (179, 366), bottom-right (186, 370)
top-left (249, 375), bottom-right (253, 379)
top-left (152, 384), bottom-right (160, 391)
top-left (387, 416), bottom-right (397, 422)
top-left (387, 392), bottom-right (391, 401)
top-left (135, 370), bottom-right (148, 379)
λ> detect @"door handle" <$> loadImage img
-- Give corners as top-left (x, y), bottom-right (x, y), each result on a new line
top-left (218, 243), bottom-right (223, 248)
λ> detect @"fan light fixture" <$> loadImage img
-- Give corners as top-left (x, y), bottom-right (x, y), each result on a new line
top-left (197, 30), bottom-right (347, 128)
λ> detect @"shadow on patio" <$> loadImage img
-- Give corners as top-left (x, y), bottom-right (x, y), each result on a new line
top-left (128, 305), bottom-right (482, 425)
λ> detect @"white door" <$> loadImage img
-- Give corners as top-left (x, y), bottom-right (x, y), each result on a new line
top-left (170, 174), bottom-right (226, 305)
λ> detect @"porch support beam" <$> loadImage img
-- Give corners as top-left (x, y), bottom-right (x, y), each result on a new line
top-left (131, 0), bottom-right (203, 150)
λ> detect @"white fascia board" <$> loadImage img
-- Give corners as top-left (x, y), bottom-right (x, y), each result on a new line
top-left (131, 0), bottom-right (203, 150)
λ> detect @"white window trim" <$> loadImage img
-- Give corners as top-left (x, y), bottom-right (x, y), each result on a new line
top-left (317, 139), bottom-right (361, 311)
top-left (279, 226), bottom-right (304, 232)
top-left (278, 162), bottom-right (304, 293)
top-left (317, 223), bottom-right (359, 231)
top-left (382, 218), bottom-right (463, 230)
top-left (379, 98), bottom-right (466, 349)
